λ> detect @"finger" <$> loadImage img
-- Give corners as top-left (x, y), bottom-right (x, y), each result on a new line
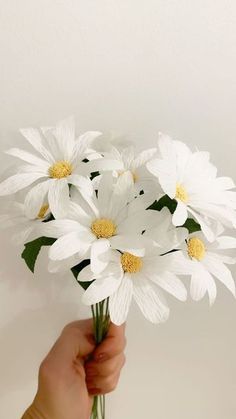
top-left (45, 319), bottom-right (95, 366)
top-left (86, 370), bottom-right (121, 395)
top-left (85, 353), bottom-right (126, 378)
top-left (92, 322), bottom-right (126, 362)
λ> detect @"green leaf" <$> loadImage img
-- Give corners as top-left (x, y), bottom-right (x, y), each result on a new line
top-left (21, 237), bottom-right (56, 273)
top-left (71, 259), bottom-right (93, 290)
top-left (183, 218), bottom-right (201, 234)
top-left (148, 194), bottom-right (177, 214)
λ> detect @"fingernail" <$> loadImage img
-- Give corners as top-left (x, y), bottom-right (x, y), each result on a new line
top-left (95, 353), bottom-right (108, 362)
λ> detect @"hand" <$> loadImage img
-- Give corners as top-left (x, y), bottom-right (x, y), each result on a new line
top-left (22, 319), bottom-right (126, 419)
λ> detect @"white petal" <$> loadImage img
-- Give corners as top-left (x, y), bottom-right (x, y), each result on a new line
top-left (6, 148), bottom-right (49, 169)
top-left (68, 201), bottom-right (91, 226)
top-left (109, 172), bottom-right (134, 219)
top-left (173, 140), bottom-right (192, 183)
top-left (109, 275), bottom-right (133, 325)
top-left (132, 148), bottom-right (157, 169)
top-left (48, 179), bottom-right (70, 219)
top-left (78, 265), bottom-right (95, 282)
top-left (49, 231), bottom-right (91, 260)
top-left (68, 175), bottom-right (93, 197)
top-left (117, 209), bottom-right (159, 235)
top-left (90, 239), bottom-right (111, 274)
top-left (53, 116), bottom-right (75, 160)
top-left (97, 173), bottom-right (114, 216)
top-left (190, 271), bottom-right (208, 302)
top-left (146, 158), bottom-right (176, 198)
top-left (24, 179), bottom-right (52, 219)
top-left (158, 132), bottom-right (176, 159)
top-left (48, 254), bottom-right (82, 273)
top-left (203, 254), bottom-right (236, 297)
top-left (215, 176), bottom-right (235, 190)
top-left (20, 128), bottom-right (54, 162)
top-left (150, 271), bottom-right (187, 301)
top-left (188, 207), bottom-right (216, 242)
top-left (127, 191), bottom-right (157, 215)
top-left (184, 151), bottom-right (216, 186)
top-left (206, 252), bottom-right (236, 265)
top-left (0, 173), bottom-right (46, 196)
top-left (83, 158), bottom-right (123, 174)
top-left (72, 131), bottom-right (102, 162)
top-left (166, 227), bottom-right (188, 250)
top-left (172, 200), bottom-right (188, 226)
top-left (17, 164), bottom-right (48, 175)
top-left (216, 236), bottom-right (236, 249)
top-left (163, 251), bottom-right (194, 275)
top-left (12, 225), bottom-right (34, 245)
top-left (133, 275), bottom-right (170, 323)
top-left (38, 219), bottom-right (86, 238)
top-left (206, 273), bottom-right (218, 305)
top-left (71, 187), bottom-right (99, 219)
top-left (82, 267), bottom-right (123, 305)
top-left (120, 146), bottom-right (135, 169)
top-left (109, 234), bottom-right (147, 256)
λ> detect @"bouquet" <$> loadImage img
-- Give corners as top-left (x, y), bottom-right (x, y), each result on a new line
top-left (0, 116), bottom-right (236, 419)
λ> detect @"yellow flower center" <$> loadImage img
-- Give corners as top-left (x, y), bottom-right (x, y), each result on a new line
top-left (91, 218), bottom-right (116, 239)
top-left (132, 172), bottom-right (138, 183)
top-left (187, 237), bottom-right (206, 261)
top-left (175, 183), bottom-right (189, 203)
top-left (118, 170), bottom-right (137, 182)
top-left (37, 204), bottom-right (49, 219)
top-left (49, 160), bottom-right (73, 179)
top-left (121, 252), bottom-right (143, 274)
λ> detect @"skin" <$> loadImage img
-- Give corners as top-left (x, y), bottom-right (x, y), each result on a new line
top-left (22, 319), bottom-right (126, 419)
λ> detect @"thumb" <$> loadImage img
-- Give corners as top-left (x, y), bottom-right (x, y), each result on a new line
top-left (47, 320), bottom-right (96, 365)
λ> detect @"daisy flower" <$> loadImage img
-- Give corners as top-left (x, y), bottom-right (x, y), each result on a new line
top-left (39, 172), bottom-right (159, 274)
top-left (0, 116), bottom-right (122, 219)
top-left (146, 133), bottom-right (236, 241)
top-left (78, 234), bottom-right (190, 325)
top-left (144, 207), bottom-right (189, 253)
top-left (98, 145), bottom-right (159, 196)
top-left (174, 230), bottom-right (236, 305)
top-left (0, 201), bottom-right (50, 245)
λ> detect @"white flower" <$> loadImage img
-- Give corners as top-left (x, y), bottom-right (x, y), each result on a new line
top-left (79, 235), bottom-right (190, 325)
top-left (0, 201), bottom-right (50, 245)
top-left (86, 132), bottom-right (133, 154)
top-left (39, 172), bottom-right (158, 274)
top-left (99, 145), bottom-right (159, 196)
top-left (0, 116), bottom-right (122, 219)
top-left (174, 230), bottom-right (236, 305)
top-left (144, 206), bottom-right (189, 253)
top-left (147, 133), bottom-right (236, 241)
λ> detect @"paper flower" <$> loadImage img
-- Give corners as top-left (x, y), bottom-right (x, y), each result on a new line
top-left (38, 172), bottom-right (159, 274)
top-left (100, 145), bottom-right (159, 195)
top-left (146, 133), bottom-right (236, 241)
top-left (78, 233), bottom-right (190, 325)
top-left (173, 230), bottom-right (236, 305)
top-left (0, 201), bottom-right (49, 244)
top-left (0, 116), bottom-right (121, 219)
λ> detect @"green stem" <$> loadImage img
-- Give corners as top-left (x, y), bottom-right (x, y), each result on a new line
top-left (91, 298), bottom-right (110, 419)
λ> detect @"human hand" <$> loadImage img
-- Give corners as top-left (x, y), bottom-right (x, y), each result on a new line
top-left (22, 319), bottom-right (126, 419)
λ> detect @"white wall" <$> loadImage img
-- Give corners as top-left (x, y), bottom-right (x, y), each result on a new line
top-left (0, 1), bottom-right (236, 418)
